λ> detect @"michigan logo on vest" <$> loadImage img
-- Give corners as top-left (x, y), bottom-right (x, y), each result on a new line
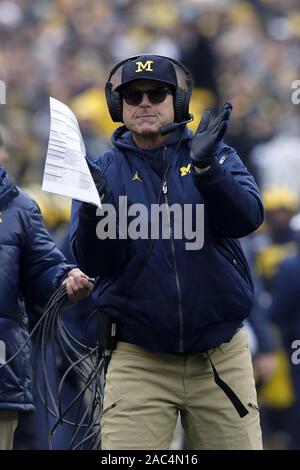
top-left (180, 164), bottom-right (191, 176)
top-left (135, 61), bottom-right (154, 73)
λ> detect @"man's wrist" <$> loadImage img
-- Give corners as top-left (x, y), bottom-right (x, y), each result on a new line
top-left (193, 164), bottom-right (211, 174)
top-left (191, 154), bottom-right (213, 168)
top-left (80, 202), bottom-right (99, 219)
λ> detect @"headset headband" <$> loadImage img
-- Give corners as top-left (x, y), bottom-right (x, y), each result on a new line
top-left (106, 54), bottom-right (191, 85)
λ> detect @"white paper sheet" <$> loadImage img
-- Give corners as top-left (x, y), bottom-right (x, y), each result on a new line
top-left (42, 97), bottom-right (101, 208)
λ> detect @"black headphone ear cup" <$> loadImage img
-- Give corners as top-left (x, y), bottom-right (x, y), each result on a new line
top-left (174, 87), bottom-right (189, 122)
top-left (105, 83), bottom-right (123, 122)
top-left (111, 91), bottom-right (123, 122)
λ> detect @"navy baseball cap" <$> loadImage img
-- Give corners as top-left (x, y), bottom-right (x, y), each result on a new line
top-left (115, 55), bottom-right (178, 91)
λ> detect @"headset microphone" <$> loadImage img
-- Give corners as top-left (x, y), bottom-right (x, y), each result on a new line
top-left (159, 114), bottom-right (194, 136)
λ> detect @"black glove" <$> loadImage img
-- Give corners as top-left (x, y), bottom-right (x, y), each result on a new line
top-left (81, 159), bottom-right (106, 217)
top-left (190, 102), bottom-right (233, 168)
top-left (86, 159), bottom-right (106, 198)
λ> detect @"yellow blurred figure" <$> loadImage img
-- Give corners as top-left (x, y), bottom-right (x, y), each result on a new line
top-left (259, 349), bottom-right (294, 408)
top-left (71, 88), bottom-right (118, 138)
top-left (24, 184), bottom-right (71, 230)
top-left (263, 186), bottom-right (299, 213)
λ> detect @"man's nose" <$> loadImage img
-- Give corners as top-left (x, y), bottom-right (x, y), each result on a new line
top-left (139, 92), bottom-right (151, 106)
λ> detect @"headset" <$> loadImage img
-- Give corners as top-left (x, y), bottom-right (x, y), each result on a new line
top-left (105, 54), bottom-right (194, 131)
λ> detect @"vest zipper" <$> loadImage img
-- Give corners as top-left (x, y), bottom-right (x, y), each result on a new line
top-left (163, 147), bottom-right (184, 352)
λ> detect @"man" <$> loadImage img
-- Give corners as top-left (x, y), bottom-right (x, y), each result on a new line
top-left (268, 248), bottom-right (300, 449)
top-left (0, 137), bottom-right (94, 450)
top-left (70, 55), bottom-right (264, 450)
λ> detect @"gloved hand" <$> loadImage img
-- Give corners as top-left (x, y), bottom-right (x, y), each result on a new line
top-left (80, 159), bottom-right (106, 217)
top-left (190, 102), bottom-right (233, 169)
top-left (86, 159), bottom-right (106, 199)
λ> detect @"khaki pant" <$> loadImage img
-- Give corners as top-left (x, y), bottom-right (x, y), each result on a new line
top-left (0, 411), bottom-right (18, 450)
top-left (101, 328), bottom-right (262, 450)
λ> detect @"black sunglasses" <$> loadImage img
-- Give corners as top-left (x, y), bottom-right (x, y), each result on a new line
top-left (121, 87), bottom-right (172, 106)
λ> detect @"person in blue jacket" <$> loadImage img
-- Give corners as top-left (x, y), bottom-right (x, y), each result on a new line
top-left (0, 148), bottom-right (94, 450)
top-left (70, 55), bottom-right (264, 450)
top-left (268, 253), bottom-right (300, 449)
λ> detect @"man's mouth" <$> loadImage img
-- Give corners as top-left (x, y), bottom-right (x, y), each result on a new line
top-left (136, 115), bottom-right (156, 119)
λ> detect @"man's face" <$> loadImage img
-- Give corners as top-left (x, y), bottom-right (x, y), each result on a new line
top-left (121, 80), bottom-right (174, 137)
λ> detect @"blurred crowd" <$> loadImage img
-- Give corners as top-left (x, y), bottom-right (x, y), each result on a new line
top-left (1, 0), bottom-right (300, 184)
top-left (2, 0), bottom-right (300, 450)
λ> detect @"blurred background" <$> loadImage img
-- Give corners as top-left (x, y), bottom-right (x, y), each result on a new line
top-left (2, 0), bottom-right (300, 450)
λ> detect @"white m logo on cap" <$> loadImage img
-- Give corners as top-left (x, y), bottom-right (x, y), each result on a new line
top-left (135, 61), bottom-right (154, 73)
